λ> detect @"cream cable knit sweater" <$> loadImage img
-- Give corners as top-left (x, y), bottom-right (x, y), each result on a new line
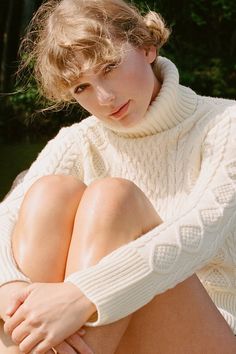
top-left (0, 57), bottom-right (236, 332)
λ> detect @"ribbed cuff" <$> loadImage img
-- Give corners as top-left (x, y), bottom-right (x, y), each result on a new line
top-left (65, 247), bottom-right (155, 326)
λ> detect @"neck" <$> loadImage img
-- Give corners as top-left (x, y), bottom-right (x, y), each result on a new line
top-left (150, 72), bottom-right (162, 104)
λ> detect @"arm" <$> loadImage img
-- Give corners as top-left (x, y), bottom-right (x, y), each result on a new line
top-left (65, 108), bottom-right (236, 326)
top-left (0, 124), bottom-right (84, 287)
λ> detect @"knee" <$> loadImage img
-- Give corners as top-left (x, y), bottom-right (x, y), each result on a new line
top-left (75, 178), bottom-right (144, 250)
top-left (22, 175), bottom-right (87, 211)
top-left (87, 177), bottom-right (140, 212)
top-left (75, 178), bottom-right (161, 252)
top-left (85, 177), bottom-right (160, 230)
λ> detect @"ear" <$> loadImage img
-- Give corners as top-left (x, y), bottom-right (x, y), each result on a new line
top-left (145, 46), bottom-right (157, 64)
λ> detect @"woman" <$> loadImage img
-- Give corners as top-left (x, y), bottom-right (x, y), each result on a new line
top-left (0, 0), bottom-right (236, 353)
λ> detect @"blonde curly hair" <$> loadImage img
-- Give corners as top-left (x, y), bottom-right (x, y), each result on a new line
top-left (21, 0), bottom-right (170, 105)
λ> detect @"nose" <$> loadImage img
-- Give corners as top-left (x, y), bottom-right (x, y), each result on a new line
top-left (96, 84), bottom-right (115, 105)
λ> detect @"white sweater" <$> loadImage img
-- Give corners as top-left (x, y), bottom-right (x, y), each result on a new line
top-left (0, 57), bottom-right (236, 332)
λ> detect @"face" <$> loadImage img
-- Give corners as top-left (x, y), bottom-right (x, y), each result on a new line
top-left (70, 43), bottom-right (160, 128)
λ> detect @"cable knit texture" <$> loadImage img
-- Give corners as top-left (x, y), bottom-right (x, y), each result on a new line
top-left (0, 57), bottom-right (236, 332)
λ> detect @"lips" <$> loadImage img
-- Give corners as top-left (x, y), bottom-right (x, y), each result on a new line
top-left (111, 102), bottom-right (127, 115)
top-left (110, 100), bottom-right (130, 120)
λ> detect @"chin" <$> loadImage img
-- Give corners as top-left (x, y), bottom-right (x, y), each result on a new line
top-left (121, 115), bottom-right (142, 127)
top-left (120, 120), bottom-right (136, 128)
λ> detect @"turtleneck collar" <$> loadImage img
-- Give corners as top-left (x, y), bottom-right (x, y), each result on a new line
top-left (93, 56), bottom-right (198, 138)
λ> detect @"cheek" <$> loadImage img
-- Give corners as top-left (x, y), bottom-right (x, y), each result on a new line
top-left (123, 62), bottom-right (152, 93)
top-left (76, 95), bottom-right (97, 113)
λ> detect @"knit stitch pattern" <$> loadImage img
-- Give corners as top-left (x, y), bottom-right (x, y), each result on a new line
top-left (0, 57), bottom-right (236, 332)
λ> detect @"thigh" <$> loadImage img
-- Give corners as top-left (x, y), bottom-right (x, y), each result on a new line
top-left (116, 275), bottom-right (236, 354)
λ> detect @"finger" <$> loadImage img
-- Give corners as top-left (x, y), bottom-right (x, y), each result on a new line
top-left (6, 287), bottom-right (31, 316)
top-left (18, 331), bottom-right (44, 354)
top-left (54, 341), bottom-right (77, 354)
top-left (11, 320), bottom-right (30, 345)
top-left (4, 308), bottom-right (25, 336)
top-left (27, 336), bottom-right (57, 354)
top-left (67, 333), bottom-right (94, 354)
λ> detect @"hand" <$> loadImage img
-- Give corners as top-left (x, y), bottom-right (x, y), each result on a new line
top-left (50, 329), bottom-right (94, 354)
top-left (0, 281), bottom-right (29, 322)
top-left (4, 282), bottom-right (96, 353)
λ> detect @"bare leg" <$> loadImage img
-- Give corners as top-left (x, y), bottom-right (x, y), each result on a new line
top-left (12, 175), bottom-right (87, 282)
top-left (1, 175), bottom-right (161, 354)
top-left (65, 177), bottom-right (162, 353)
top-left (116, 275), bottom-right (236, 354)
top-left (0, 175), bottom-right (87, 353)
top-left (1, 176), bottom-right (235, 354)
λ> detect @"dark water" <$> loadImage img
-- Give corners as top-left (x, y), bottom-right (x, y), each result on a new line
top-left (0, 141), bottom-right (45, 200)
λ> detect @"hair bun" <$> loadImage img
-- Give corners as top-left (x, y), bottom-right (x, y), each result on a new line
top-left (143, 11), bottom-right (170, 49)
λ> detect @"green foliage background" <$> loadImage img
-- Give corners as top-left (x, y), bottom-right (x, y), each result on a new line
top-left (1, 0), bottom-right (236, 144)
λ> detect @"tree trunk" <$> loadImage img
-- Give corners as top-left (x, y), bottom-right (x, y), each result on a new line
top-left (0, 0), bottom-right (13, 92)
top-left (0, 0), bottom-right (24, 92)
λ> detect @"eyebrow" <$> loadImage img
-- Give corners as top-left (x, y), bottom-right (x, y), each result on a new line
top-left (70, 60), bottom-right (119, 89)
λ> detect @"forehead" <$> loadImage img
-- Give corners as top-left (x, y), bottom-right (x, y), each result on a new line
top-left (62, 50), bottom-right (121, 86)
top-left (68, 61), bottom-right (110, 87)
top-left (67, 43), bottom-right (141, 91)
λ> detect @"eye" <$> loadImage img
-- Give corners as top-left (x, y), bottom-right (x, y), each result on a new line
top-left (104, 62), bottom-right (118, 74)
top-left (74, 84), bottom-right (89, 95)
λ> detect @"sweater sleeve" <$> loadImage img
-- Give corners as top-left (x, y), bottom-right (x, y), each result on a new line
top-left (65, 108), bottom-right (236, 326)
top-left (0, 125), bottom-right (83, 287)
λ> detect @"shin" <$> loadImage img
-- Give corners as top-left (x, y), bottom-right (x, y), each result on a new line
top-left (0, 175), bottom-right (86, 354)
top-left (65, 177), bottom-right (162, 354)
